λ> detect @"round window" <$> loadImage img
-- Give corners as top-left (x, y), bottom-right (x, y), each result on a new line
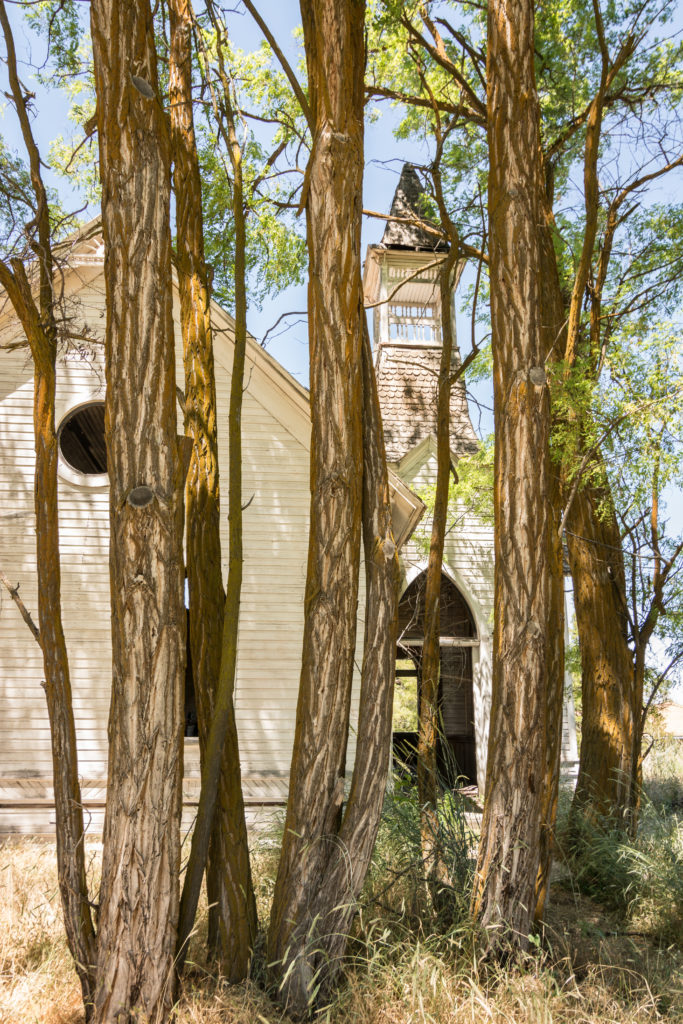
top-left (58, 402), bottom-right (107, 476)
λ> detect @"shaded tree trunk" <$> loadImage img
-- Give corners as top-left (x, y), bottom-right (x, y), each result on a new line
top-left (567, 476), bottom-right (636, 827)
top-left (0, 3), bottom-right (97, 1011)
top-left (267, 0), bottom-right (369, 1013)
top-left (0, 264), bottom-right (98, 1013)
top-left (169, 0), bottom-right (256, 978)
top-left (28, 320), bottom-right (99, 1014)
top-left (471, 0), bottom-right (564, 948)
top-left (91, 2), bottom-right (185, 1020)
top-left (417, 251), bottom-right (457, 901)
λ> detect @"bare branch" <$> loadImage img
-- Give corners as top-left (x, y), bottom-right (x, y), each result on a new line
top-left (240, 0), bottom-right (313, 131)
top-left (0, 569), bottom-right (40, 643)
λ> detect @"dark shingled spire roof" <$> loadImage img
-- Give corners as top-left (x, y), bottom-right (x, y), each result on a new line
top-left (381, 165), bottom-right (447, 251)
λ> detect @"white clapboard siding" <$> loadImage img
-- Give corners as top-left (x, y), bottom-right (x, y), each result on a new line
top-left (398, 442), bottom-right (496, 628)
top-left (0, 256), bottom-right (322, 825)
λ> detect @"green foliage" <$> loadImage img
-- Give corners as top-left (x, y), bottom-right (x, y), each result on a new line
top-left (568, 800), bottom-right (683, 946)
top-left (23, 1), bottom-right (82, 78)
top-left (199, 132), bottom-right (306, 313)
top-left (365, 773), bottom-right (475, 933)
top-left (392, 660), bottom-right (418, 731)
top-left (415, 437), bottom-right (494, 561)
top-left (0, 136), bottom-right (35, 254)
top-left (186, 27), bottom-right (309, 316)
top-left (367, 0), bottom-right (488, 248)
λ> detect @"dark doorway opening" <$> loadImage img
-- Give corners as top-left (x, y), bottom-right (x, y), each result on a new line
top-left (184, 581), bottom-right (198, 738)
top-left (393, 572), bottom-right (477, 786)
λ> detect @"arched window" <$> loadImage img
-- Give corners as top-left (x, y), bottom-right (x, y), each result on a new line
top-left (58, 402), bottom-right (107, 476)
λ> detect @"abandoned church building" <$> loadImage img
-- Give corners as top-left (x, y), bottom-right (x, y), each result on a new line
top-left (0, 166), bottom-right (577, 834)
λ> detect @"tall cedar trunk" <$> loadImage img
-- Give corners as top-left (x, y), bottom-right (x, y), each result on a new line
top-left (471, 0), bottom-right (565, 946)
top-left (417, 252), bottom-right (457, 900)
top-left (267, 0), bottom-right (366, 1012)
top-left (168, 0), bottom-right (256, 977)
top-left (91, 3), bottom-right (185, 1021)
top-left (0, 4), bottom-right (97, 1008)
top-left (568, 475), bottom-right (636, 824)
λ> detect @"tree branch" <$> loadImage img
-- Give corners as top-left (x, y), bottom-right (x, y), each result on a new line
top-left (240, 0), bottom-right (313, 131)
top-left (0, 569), bottom-right (40, 643)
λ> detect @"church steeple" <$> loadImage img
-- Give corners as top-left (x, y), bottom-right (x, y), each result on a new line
top-left (380, 164), bottom-right (448, 251)
top-left (363, 165), bottom-right (478, 464)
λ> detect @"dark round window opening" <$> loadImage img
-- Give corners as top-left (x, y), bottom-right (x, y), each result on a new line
top-left (58, 402), bottom-right (107, 475)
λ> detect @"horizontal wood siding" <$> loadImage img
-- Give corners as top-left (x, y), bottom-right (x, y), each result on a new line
top-left (1, 267), bottom-right (317, 828)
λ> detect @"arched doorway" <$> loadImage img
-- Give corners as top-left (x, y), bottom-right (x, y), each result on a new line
top-left (393, 571), bottom-right (477, 785)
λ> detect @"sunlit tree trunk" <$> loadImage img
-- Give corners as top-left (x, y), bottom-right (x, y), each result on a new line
top-left (471, 0), bottom-right (564, 948)
top-left (91, 2), bottom-right (185, 1020)
top-left (295, 319), bottom-right (400, 1010)
top-left (0, 3), bottom-right (97, 1011)
top-left (267, 0), bottom-right (369, 1013)
top-left (169, 0), bottom-right (256, 977)
top-left (27, 310), bottom-right (99, 1012)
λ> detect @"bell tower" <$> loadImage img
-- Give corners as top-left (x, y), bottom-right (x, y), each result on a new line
top-left (363, 165), bottom-right (477, 464)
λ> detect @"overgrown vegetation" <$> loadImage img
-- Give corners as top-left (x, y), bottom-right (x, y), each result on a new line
top-left (3, 761), bottom-right (682, 1024)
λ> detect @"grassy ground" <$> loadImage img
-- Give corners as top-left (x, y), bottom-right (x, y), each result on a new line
top-left (1, 746), bottom-right (681, 1024)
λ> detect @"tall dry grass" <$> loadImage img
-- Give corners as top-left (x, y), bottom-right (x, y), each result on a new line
top-left (1, 768), bottom-right (682, 1024)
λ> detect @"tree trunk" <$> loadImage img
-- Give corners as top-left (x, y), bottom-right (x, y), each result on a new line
top-left (0, 5), bottom-right (98, 1007)
top-left (267, 0), bottom-right (366, 1013)
top-left (169, 0), bottom-right (256, 977)
top-left (0, 263), bottom-right (99, 1014)
top-left (417, 252), bottom-right (457, 903)
top-left (267, 318), bottom-right (399, 1013)
top-left (32, 344), bottom-right (99, 1013)
top-left (471, 0), bottom-right (565, 948)
top-left (630, 642), bottom-right (647, 827)
top-left (91, 3), bottom-right (185, 1020)
top-left (568, 476), bottom-right (637, 826)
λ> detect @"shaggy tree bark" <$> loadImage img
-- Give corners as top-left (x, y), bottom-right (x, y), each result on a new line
top-left (268, 310), bottom-right (399, 1015)
top-left (470, 0), bottom-right (565, 947)
top-left (91, 2), bottom-right (185, 1021)
top-left (0, 2), bottom-right (97, 1011)
top-left (267, 0), bottom-right (378, 1013)
top-left (293, 319), bottom-right (400, 1010)
top-left (569, 452), bottom-right (683, 832)
top-left (169, 0), bottom-right (256, 978)
top-left (567, 477), bottom-right (636, 824)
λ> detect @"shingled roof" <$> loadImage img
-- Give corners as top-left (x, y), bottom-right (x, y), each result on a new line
top-left (381, 165), bottom-right (448, 251)
top-left (376, 345), bottom-right (478, 463)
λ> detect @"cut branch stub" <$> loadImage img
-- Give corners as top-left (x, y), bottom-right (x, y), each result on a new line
top-left (131, 73), bottom-right (155, 99)
top-left (127, 485), bottom-right (155, 508)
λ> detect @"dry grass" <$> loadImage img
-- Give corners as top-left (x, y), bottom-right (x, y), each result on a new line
top-left (1, 815), bottom-right (681, 1024)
